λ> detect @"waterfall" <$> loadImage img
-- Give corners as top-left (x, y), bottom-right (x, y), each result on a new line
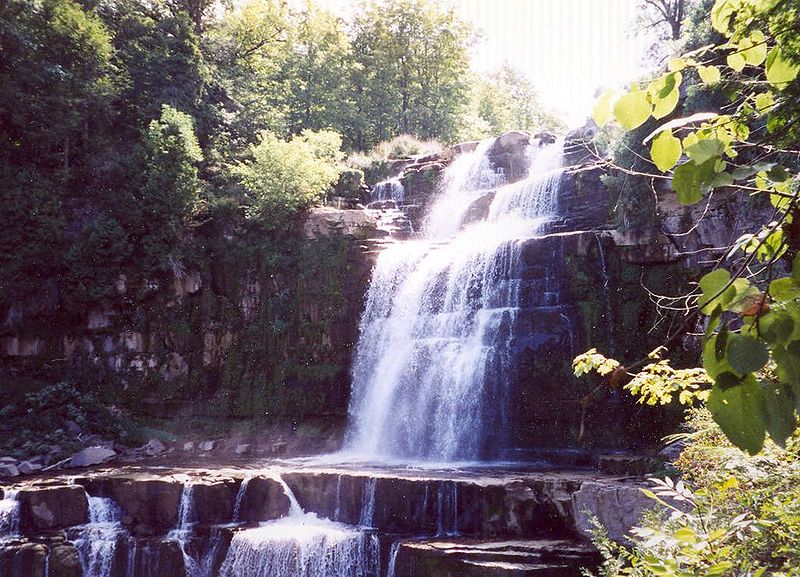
top-left (435, 481), bottom-right (458, 536)
top-left (218, 474), bottom-right (380, 577)
top-left (595, 234), bottom-right (616, 356)
top-left (0, 489), bottom-right (19, 539)
top-left (218, 516), bottom-right (380, 577)
top-left (70, 495), bottom-right (126, 577)
top-left (232, 477), bottom-right (252, 523)
top-left (168, 483), bottom-right (200, 577)
top-left (358, 479), bottom-right (376, 528)
top-left (372, 178), bottom-right (405, 203)
top-left (345, 139), bottom-right (565, 461)
top-left (386, 542), bottom-right (400, 577)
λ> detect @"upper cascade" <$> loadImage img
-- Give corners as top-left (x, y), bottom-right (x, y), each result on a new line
top-left (344, 136), bottom-right (566, 462)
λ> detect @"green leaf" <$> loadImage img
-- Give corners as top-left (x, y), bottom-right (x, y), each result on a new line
top-left (769, 277), bottom-right (800, 301)
top-left (760, 312), bottom-right (795, 345)
top-left (699, 65), bottom-right (721, 84)
top-left (699, 269), bottom-right (732, 312)
top-left (650, 130), bottom-right (682, 172)
top-left (593, 89), bottom-right (616, 127)
top-left (755, 91), bottom-right (774, 113)
top-left (685, 139), bottom-right (724, 164)
top-left (649, 72), bottom-right (682, 119)
top-left (793, 253), bottom-right (800, 284)
top-left (614, 90), bottom-right (651, 130)
top-left (707, 375), bottom-right (766, 455)
top-left (762, 382), bottom-right (796, 447)
top-left (727, 334), bottom-right (769, 374)
top-left (668, 57), bottom-right (686, 71)
top-left (727, 51), bottom-right (746, 71)
top-left (711, 0), bottom-right (736, 33)
top-left (766, 47), bottom-right (800, 89)
top-left (671, 158), bottom-right (718, 205)
top-left (740, 33), bottom-right (767, 66)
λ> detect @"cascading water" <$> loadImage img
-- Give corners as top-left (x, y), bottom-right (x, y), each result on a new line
top-left (345, 139), bottom-right (565, 461)
top-left (0, 490), bottom-right (19, 539)
top-left (69, 495), bottom-right (126, 577)
top-left (371, 178), bottom-right (405, 203)
top-left (218, 474), bottom-right (380, 577)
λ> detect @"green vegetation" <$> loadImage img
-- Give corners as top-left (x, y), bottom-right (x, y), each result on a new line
top-left (577, 0), bottom-right (800, 573)
top-left (590, 410), bottom-right (800, 577)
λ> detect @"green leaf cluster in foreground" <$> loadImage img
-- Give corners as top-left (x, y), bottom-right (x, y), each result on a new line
top-left (578, 0), bottom-right (800, 456)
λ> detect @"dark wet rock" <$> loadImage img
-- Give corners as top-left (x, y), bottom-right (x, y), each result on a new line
top-left (68, 446), bottom-right (116, 468)
top-left (17, 461), bottom-right (43, 475)
top-left (78, 476), bottom-right (182, 536)
top-left (393, 538), bottom-right (600, 577)
top-left (488, 130), bottom-right (532, 183)
top-left (0, 541), bottom-right (48, 577)
top-left (236, 477), bottom-right (291, 524)
top-left (462, 191), bottom-right (496, 226)
top-left (48, 542), bottom-right (82, 577)
top-left (18, 485), bottom-right (88, 533)
top-left (193, 481), bottom-right (237, 525)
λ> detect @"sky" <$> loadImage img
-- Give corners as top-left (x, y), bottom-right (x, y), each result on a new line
top-left (310, 0), bottom-right (653, 126)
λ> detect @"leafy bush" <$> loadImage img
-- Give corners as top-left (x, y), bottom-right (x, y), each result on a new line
top-left (0, 382), bottom-right (134, 460)
top-left (235, 129), bottom-right (344, 226)
top-left (590, 408), bottom-right (800, 577)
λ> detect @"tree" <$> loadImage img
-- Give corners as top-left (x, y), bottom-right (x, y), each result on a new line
top-left (580, 0), bottom-right (800, 454)
top-left (463, 65), bottom-right (564, 139)
top-left (350, 0), bottom-right (472, 148)
top-left (0, 0), bottom-right (115, 174)
top-left (283, 1), bottom-right (355, 137)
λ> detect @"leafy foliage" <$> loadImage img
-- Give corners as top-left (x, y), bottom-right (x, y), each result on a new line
top-left (590, 409), bottom-right (800, 577)
top-left (235, 130), bottom-right (344, 225)
top-left (580, 0), bottom-right (800, 455)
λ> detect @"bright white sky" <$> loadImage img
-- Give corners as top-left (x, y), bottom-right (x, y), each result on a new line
top-left (307, 0), bottom-right (653, 127)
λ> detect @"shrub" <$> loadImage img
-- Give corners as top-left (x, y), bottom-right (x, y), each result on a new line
top-left (235, 129), bottom-right (344, 226)
top-left (371, 134), bottom-right (441, 159)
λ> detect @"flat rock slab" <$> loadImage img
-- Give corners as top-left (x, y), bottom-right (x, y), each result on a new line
top-left (394, 538), bottom-right (601, 577)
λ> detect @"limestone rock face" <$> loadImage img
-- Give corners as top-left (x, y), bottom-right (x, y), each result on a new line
top-left (571, 481), bottom-right (654, 543)
top-left (302, 207), bottom-right (380, 239)
top-left (18, 486), bottom-right (89, 533)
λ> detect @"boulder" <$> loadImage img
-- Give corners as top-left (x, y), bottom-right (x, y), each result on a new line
top-left (0, 464), bottom-right (19, 478)
top-left (198, 441), bottom-right (215, 452)
top-left (182, 442), bottom-right (195, 452)
top-left (302, 207), bottom-right (379, 240)
top-left (18, 486), bottom-right (89, 533)
top-left (571, 481), bottom-right (655, 543)
top-left (461, 191), bottom-right (496, 226)
top-left (68, 446), bottom-right (116, 468)
top-left (48, 542), bottom-right (82, 577)
top-left (143, 438), bottom-right (166, 455)
top-left (17, 461), bottom-right (43, 475)
top-left (234, 444), bottom-right (251, 456)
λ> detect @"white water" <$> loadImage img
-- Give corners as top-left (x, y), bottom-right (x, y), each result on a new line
top-left (386, 542), bottom-right (400, 577)
top-left (0, 489), bottom-right (19, 539)
top-left (71, 496), bottom-right (126, 577)
top-left (372, 178), bottom-right (405, 203)
top-left (345, 139), bottom-right (564, 461)
top-left (358, 478), bottom-right (376, 528)
top-left (232, 476), bottom-right (252, 523)
top-left (218, 474), bottom-right (380, 577)
top-left (169, 483), bottom-right (201, 577)
top-left (218, 514), bottom-right (380, 577)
